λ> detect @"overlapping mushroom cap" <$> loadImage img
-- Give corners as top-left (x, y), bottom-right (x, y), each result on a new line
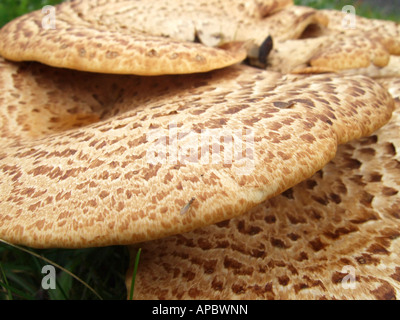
top-left (268, 9), bottom-right (400, 75)
top-left (0, 1), bottom-right (398, 76)
top-left (74, 0), bottom-right (326, 46)
top-left (0, 56), bottom-right (394, 248)
top-left (126, 78), bottom-right (400, 300)
top-left (0, 1), bottom-right (249, 75)
top-left (0, 0), bottom-right (399, 302)
top-left (320, 9), bottom-right (400, 55)
top-left (0, 0), bottom-right (331, 74)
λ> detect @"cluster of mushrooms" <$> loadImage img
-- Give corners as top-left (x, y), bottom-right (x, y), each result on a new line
top-left (0, 0), bottom-right (399, 299)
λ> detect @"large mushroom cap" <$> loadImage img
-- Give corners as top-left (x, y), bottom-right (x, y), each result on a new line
top-left (0, 1), bottom-right (248, 75)
top-left (0, 0), bottom-right (329, 74)
top-left (0, 57), bottom-right (394, 248)
top-left (126, 78), bottom-right (400, 300)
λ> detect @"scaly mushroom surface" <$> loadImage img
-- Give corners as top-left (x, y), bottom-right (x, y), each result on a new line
top-left (0, 57), bottom-right (394, 248)
top-left (0, 0), bottom-right (329, 74)
top-left (268, 10), bottom-right (400, 74)
top-left (126, 77), bottom-right (400, 300)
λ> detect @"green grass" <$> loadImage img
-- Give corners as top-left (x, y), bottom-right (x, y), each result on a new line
top-left (0, 241), bottom-right (130, 300)
top-left (295, 0), bottom-right (400, 22)
top-left (0, 0), bottom-right (64, 27)
top-left (128, 248), bottom-right (142, 300)
top-left (0, 0), bottom-right (398, 300)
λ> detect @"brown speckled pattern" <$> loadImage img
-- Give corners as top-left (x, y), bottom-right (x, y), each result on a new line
top-left (72, 1), bottom-right (326, 46)
top-left (0, 1), bottom-right (329, 74)
top-left (338, 55), bottom-right (400, 79)
top-left (268, 9), bottom-right (400, 74)
top-left (320, 9), bottom-right (400, 56)
top-left (0, 1), bottom-right (247, 75)
top-left (126, 78), bottom-right (400, 300)
top-left (255, 0), bottom-right (293, 17)
top-left (0, 57), bottom-right (394, 248)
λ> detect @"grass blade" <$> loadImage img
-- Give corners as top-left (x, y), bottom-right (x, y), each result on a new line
top-left (0, 279), bottom-right (34, 300)
top-left (0, 239), bottom-right (103, 300)
top-left (0, 263), bottom-right (12, 300)
top-left (129, 248), bottom-right (141, 300)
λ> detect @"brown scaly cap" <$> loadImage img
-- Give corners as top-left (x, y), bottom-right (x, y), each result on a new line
top-left (0, 1), bottom-right (247, 75)
top-left (74, 1), bottom-right (325, 46)
top-left (0, 57), bottom-right (394, 248)
top-left (255, 0), bottom-right (294, 17)
top-left (126, 78), bottom-right (400, 300)
top-left (337, 55), bottom-right (400, 78)
top-left (268, 9), bottom-right (400, 75)
top-left (0, 1), bottom-right (327, 73)
top-left (378, 77), bottom-right (400, 100)
top-left (320, 9), bottom-right (400, 56)
top-left (268, 35), bottom-right (392, 74)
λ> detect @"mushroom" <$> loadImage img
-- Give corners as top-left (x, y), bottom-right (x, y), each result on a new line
top-left (75, 1), bottom-right (327, 46)
top-left (0, 56), bottom-right (394, 248)
top-left (268, 34), bottom-right (392, 74)
top-left (0, 0), bottom-right (328, 73)
top-left (338, 55), bottom-right (400, 78)
top-left (0, 1), bottom-right (247, 75)
top-left (267, 10), bottom-right (400, 74)
top-left (126, 77), bottom-right (400, 300)
top-left (320, 9), bottom-right (400, 56)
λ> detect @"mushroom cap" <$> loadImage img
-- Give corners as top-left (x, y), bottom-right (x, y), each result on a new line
top-left (268, 9), bottom-right (400, 74)
top-left (75, 1), bottom-right (326, 46)
top-left (378, 77), bottom-right (400, 100)
top-left (337, 55), bottom-right (400, 78)
top-left (0, 1), bottom-right (327, 74)
top-left (0, 1), bottom-right (247, 75)
top-left (0, 57), bottom-right (394, 248)
top-left (126, 78), bottom-right (400, 300)
top-left (254, 0), bottom-right (294, 17)
top-left (320, 9), bottom-right (400, 56)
